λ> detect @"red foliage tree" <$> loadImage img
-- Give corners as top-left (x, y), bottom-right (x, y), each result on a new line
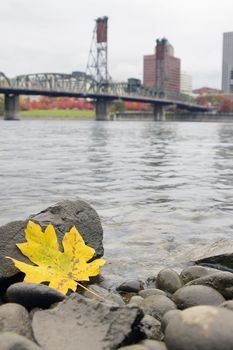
top-left (219, 98), bottom-right (233, 113)
top-left (124, 101), bottom-right (150, 111)
top-left (20, 97), bottom-right (94, 111)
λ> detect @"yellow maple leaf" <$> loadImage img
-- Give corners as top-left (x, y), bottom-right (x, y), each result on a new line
top-left (7, 220), bottom-right (106, 295)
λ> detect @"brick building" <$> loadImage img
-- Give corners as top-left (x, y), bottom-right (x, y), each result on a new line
top-left (143, 38), bottom-right (181, 96)
top-left (143, 54), bottom-right (156, 88)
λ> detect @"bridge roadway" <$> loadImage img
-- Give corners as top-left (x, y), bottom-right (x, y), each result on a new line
top-left (0, 72), bottom-right (210, 120)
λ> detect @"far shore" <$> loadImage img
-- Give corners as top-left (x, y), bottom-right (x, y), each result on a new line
top-left (20, 109), bottom-right (95, 119)
top-left (1, 109), bottom-right (233, 122)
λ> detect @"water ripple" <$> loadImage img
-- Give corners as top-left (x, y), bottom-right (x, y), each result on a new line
top-left (0, 120), bottom-right (233, 282)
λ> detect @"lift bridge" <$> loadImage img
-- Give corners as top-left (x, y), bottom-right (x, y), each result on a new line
top-left (0, 17), bottom-right (209, 120)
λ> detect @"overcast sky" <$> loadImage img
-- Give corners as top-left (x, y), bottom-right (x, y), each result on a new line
top-left (0, 0), bottom-right (232, 89)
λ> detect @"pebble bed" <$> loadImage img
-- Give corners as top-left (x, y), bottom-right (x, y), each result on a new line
top-left (1, 265), bottom-right (233, 349)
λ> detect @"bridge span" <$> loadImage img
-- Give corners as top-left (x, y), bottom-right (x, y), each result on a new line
top-left (0, 72), bottom-right (209, 121)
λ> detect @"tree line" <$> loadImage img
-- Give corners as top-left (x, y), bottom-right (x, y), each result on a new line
top-left (1, 94), bottom-right (233, 115)
top-left (196, 94), bottom-right (233, 112)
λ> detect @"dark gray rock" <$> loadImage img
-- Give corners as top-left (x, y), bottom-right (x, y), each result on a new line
top-left (187, 240), bottom-right (233, 264)
top-left (172, 285), bottom-right (225, 309)
top-left (139, 315), bottom-right (163, 340)
top-left (0, 332), bottom-right (41, 350)
top-left (32, 293), bottom-right (144, 350)
top-left (6, 282), bottom-right (65, 310)
top-left (117, 279), bottom-right (144, 293)
top-left (195, 251), bottom-right (233, 271)
top-left (0, 220), bottom-right (28, 280)
top-left (180, 266), bottom-right (220, 284)
top-left (156, 269), bottom-right (183, 294)
top-left (0, 199), bottom-right (104, 280)
top-left (161, 310), bottom-right (181, 332)
top-left (165, 305), bottom-right (233, 350)
top-left (220, 300), bottom-right (233, 311)
top-left (141, 295), bottom-right (177, 321)
top-left (0, 303), bottom-right (33, 339)
top-left (129, 296), bottom-right (144, 307)
top-left (187, 271), bottom-right (233, 299)
top-left (141, 339), bottom-right (168, 349)
top-left (139, 289), bottom-right (166, 299)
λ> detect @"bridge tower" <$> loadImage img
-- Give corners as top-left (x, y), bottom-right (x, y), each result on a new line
top-left (86, 16), bottom-right (111, 120)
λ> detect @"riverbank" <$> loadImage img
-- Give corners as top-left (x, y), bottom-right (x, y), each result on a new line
top-left (20, 109), bottom-right (95, 119)
top-left (1, 199), bottom-right (233, 350)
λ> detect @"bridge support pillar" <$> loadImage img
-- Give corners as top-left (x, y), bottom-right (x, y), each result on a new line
top-left (153, 105), bottom-right (166, 121)
top-left (4, 94), bottom-right (20, 120)
top-left (95, 99), bottom-right (109, 121)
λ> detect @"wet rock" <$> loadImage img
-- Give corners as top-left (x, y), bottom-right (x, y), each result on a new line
top-left (141, 295), bottom-right (177, 321)
top-left (82, 284), bottom-right (125, 305)
top-left (0, 332), bottom-right (41, 350)
top-left (139, 314), bottom-right (163, 340)
top-left (165, 305), bottom-right (233, 350)
top-left (0, 303), bottom-right (33, 339)
top-left (129, 296), bottom-right (144, 307)
top-left (141, 339), bottom-right (168, 349)
top-left (161, 310), bottom-right (182, 332)
top-left (32, 293), bottom-right (144, 350)
top-left (6, 282), bottom-right (65, 310)
top-left (117, 279), bottom-right (144, 293)
top-left (195, 251), bottom-right (233, 271)
top-left (139, 289), bottom-right (166, 299)
top-left (172, 285), bottom-right (225, 309)
top-left (188, 240), bottom-right (233, 264)
top-left (156, 269), bottom-right (183, 294)
top-left (180, 265), bottom-right (220, 284)
top-left (0, 199), bottom-right (104, 280)
top-left (220, 300), bottom-right (233, 311)
top-left (187, 271), bottom-right (233, 299)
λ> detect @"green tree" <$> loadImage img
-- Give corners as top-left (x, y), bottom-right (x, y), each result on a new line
top-left (108, 101), bottom-right (125, 114)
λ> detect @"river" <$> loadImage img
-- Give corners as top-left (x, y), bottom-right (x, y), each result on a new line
top-left (1, 120), bottom-right (233, 284)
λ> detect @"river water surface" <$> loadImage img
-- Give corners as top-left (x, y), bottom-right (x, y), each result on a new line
top-left (1, 120), bottom-right (233, 284)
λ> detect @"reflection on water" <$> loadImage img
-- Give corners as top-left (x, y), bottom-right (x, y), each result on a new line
top-left (0, 120), bottom-right (233, 283)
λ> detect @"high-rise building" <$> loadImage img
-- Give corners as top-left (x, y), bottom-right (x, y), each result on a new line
top-left (222, 32), bottom-right (233, 93)
top-left (143, 54), bottom-right (156, 88)
top-left (143, 38), bottom-right (181, 96)
top-left (180, 71), bottom-right (192, 95)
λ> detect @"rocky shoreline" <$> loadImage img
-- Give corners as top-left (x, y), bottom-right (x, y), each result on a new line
top-left (1, 199), bottom-right (233, 350)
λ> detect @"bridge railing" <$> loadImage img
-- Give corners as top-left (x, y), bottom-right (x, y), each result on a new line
top-left (0, 72), bottom-right (198, 108)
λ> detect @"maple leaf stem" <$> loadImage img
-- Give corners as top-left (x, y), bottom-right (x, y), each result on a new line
top-left (77, 282), bottom-right (105, 301)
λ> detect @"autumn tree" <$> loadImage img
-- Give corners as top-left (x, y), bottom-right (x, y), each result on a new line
top-left (19, 97), bottom-right (94, 111)
top-left (219, 98), bottom-right (233, 112)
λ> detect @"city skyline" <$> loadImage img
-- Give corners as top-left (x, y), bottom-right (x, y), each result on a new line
top-left (0, 0), bottom-right (233, 89)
